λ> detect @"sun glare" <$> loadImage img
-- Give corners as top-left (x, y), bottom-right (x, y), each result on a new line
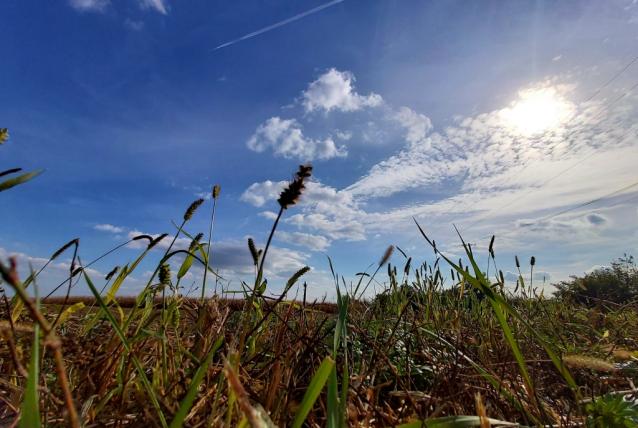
top-left (501, 87), bottom-right (573, 136)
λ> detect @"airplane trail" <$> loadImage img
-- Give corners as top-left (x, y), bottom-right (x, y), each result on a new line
top-left (213, 0), bottom-right (345, 50)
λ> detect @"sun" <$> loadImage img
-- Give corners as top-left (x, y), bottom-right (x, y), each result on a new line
top-left (500, 87), bottom-right (573, 136)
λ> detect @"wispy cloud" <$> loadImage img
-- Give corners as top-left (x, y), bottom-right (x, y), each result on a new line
top-left (68, 0), bottom-right (110, 13)
top-left (94, 223), bottom-right (125, 234)
top-left (138, 0), bottom-right (168, 15)
top-left (243, 69), bottom-right (638, 266)
top-left (213, 0), bottom-right (345, 50)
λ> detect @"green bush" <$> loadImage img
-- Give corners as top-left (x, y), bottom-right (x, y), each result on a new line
top-left (553, 254), bottom-right (638, 306)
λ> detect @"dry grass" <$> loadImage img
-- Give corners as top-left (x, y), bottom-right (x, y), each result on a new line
top-left (1, 165), bottom-right (637, 427)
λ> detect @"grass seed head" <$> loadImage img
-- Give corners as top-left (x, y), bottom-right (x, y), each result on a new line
top-left (189, 233), bottom-right (203, 251)
top-left (184, 198), bottom-right (205, 221)
top-left (489, 235), bottom-right (495, 257)
top-left (50, 238), bottom-right (79, 261)
top-left (379, 245), bottom-right (394, 267)
top-left (159, 263), bottom-right (171, 288)
top-left (105, 266), bottom-right (119, 281)
top-left (248, 238), bottom-right (259, 266)
top-left (278, 164), bottom-right (312, 209)
top-left (148, 233), bottom-right (168, 249)
top-left (212, 184), bottom-right (221, 199)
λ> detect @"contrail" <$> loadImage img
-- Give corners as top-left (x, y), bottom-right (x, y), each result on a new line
top-left (213, 0), bottom-right (345, 50)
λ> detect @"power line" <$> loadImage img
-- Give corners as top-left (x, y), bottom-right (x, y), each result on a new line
top-left (460, 78), bottom-right (638, 231)
top-left (536, 179), bottom-right (638, 223)
top-left (584, 55), bottom-right (638, 102)
top-left (477, 179), bottom-right (638, 242)
top-left (402, 54), bottom-right (638, 250)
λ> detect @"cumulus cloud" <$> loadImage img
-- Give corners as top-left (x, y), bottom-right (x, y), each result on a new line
top-left (302, 68), bottom-right (382, 113)
top-left (393, 106), bottom-right (433, 147)
top-left (94, 223), bottom-right (125, 233)
top-left (287, 213), bottom-right (365, 241)
top-left (277, 231), bottom-right (331, 251)
top-left (247, 117), bottom-right (347, 160)
top-left (241, 179), bottom-right (365, 241)
top-left (123, 229), bottom-right (308, 279)
top-left (68, 0), bottom-right (110, 12)
top-left (241, 75), bottom-right (637, 281)
top-left (241, 180), bottom-right (286, 207)
top-left (259, 210), bottom-right (280, 220)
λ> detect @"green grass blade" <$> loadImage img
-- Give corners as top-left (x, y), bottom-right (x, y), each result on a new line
top-left (0, 169), bottom-right (43, 192)
top-left (20, 323), bottom-right (41, 428)
top-left (83, 271), bottom-right (168, 428)
top-left (169, 336), bottom-right (224, 428)
top-left (292, 356), bottom-right (335, 428)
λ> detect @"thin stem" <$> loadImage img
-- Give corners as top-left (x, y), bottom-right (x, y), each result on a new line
top-left (256, 206), bottom-right (284, 286)
top-left (202, 196), bottom-right (218, 301)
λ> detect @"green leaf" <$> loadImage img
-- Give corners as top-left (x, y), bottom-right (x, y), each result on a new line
top-left (56, 302), bottom-right (85, 326)
top-left (177, 252), bottom-right (195, 279)
top-left (292, 356), bottom-right (335, 428)
top-left (20, 323), bottom-right (41, 428)
top-left (0, 169), bottom-right (43, 192)
top-left (104, 265), bottom-right (129, 304)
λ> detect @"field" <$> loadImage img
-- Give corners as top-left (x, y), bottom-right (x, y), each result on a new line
top-left (1, 165), bottom-right (638, 427)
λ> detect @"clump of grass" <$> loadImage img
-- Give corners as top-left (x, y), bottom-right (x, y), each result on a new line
top-left (1, 164), bottom-right (637, 427)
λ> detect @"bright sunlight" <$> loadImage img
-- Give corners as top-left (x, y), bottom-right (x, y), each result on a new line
top-left (501, 87), bottom-right (574, 136)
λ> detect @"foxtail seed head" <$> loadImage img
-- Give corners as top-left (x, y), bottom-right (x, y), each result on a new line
top-left (379, 245), bottom-right (394, 267)
top-left (184, 198), bottom-right (205, 221)
top-left (277, 164), bottom-right (312, 210)
top-left (159, 263), bottom-right (171, 288)
top-left (212, 184), bottom-right (221, 199)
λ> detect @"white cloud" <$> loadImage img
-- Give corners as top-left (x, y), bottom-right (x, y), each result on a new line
top-left (138, 0), bottom-right (168, 14)
top-left (347, 82), bottom-right (636, 200)
top-left (241, 180), bottom-right (286, 207)
top-left (302, 68), bottom-right (382, 113)
top-left (335, 130), bottom-right (353, 140)
top-left (277, 231), bottom-right (331, 251)
top-left (287, 213), bottom-right (365, 241)
top-left (124, 19), bottom-right (145, 31)
top-left (247, 117), bottom-right (347, 160)
top-left (259, 210), bottom-right (279, 220)
top-left (514, 212), bottom-right (610, 240)
top-left (241, 75), bottom-right (637, 287)
top-left (241, 179), bottom-right (365, 241)
top-left (94, 223), bottom-right (125, 234)
top-left (392, 106), bottom-right (433, 147)
top-left (68, 0), bottom-right (110, 12)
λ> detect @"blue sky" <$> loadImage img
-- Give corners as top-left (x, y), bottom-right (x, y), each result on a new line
top-left (1, 0), bottom-right (637, 299)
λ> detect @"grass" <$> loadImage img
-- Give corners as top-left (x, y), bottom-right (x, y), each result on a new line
top-left (1, 164), bottom-right (637, 427)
